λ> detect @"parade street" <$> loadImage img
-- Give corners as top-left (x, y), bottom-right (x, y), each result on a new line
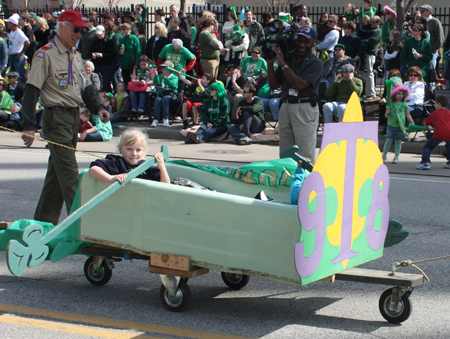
top-left (1, 128), bottom-right (450, 339)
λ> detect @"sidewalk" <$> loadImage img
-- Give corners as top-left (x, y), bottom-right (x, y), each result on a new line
top-left (1, 120), bottom-right (449, 177)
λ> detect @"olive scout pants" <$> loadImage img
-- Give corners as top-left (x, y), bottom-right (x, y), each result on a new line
top-left (34, 106), bottom-right (80, 225)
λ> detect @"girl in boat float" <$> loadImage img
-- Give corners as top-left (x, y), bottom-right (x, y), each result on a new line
top-left (88, 129), bottom-right (170, 184)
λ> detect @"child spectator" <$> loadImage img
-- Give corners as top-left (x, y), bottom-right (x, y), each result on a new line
top-left (381, 81), bottom-right (415, 164)
top-left (78, 109), bottom-right (94, 137)
top-left (178, 73), bottom-right (212, 129)
top-left (78, 108), bottom-right (113, 142)
top-left (416, 95), bottom-right (450, 170)
top-left (226, 23), bottom-right (245, 46)
top-left (185, 82), bottom-right (230, 144)
top-left (150, 61), bottom-right (179, 128)
top-left (110, 81), bottom-right (130, 123)
top-left (89, 129), bottom-right (170, 184)
top-left (100, 92), bottom-right (114, 116)
top-left (129, 55), bottom-right (157, 117)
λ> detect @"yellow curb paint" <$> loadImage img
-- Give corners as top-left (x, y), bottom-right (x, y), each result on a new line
top-left (0, 304), bottom-right (252, 339)
top-left (0, 314), bottom-right (157, 339)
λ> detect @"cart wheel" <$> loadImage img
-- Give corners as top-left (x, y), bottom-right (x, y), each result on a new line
top-left (221, 272), bottom-right (250, 290)
top-left (160, 280), bottom-right (191, 312)
top-left (84, 256), bottom-right (113, 286)
top-left (379, 288), bottom-right (412, 323)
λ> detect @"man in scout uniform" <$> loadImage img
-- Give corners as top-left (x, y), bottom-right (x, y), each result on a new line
top-left (267, 26), bottom-right (323, 163)
top-left (21, 10), bottom-right (109, 226)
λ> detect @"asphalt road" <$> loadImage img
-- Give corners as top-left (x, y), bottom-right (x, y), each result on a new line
top-left (1, 145), bottom-right (450, 339)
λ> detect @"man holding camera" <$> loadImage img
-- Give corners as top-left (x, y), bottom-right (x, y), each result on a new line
top-left (267, 26), bottom-right (323, 163)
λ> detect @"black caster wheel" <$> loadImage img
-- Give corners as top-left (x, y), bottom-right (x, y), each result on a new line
top-left (221, 272), bottom-right (250, 290)
top-left (84, 256), bottom-right (113, 286)
top-left (379, 288), bottom-right (412, 323)
top-left (160, 279), bottom-right (191, 312)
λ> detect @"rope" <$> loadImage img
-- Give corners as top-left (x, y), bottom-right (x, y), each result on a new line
top-left (392, 254), bottom-right (450, 282)
top-left (0, 125), bottom-right (104, 159)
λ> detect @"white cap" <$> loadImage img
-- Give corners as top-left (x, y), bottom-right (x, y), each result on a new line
top-left (172, 38), bottom-right (183, 50)
top-left (6, 15), bottom-right (19, 25)
top-left (52, 11), bottom-right (58, 18)
top-left (96, 25), bottom-right (105, 34)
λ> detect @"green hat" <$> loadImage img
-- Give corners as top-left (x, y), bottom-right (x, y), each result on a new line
top-left (279, 12), bottom-right (293, 23)
top-left (29, 12), bottom-right (39, 19)
top-left (334, 43), bottom-right (346, 50)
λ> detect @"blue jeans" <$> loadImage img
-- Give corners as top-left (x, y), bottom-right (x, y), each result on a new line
top-left (130, 91), bottom-right (147, 110)
top-left (9, 55), bottom-right (27, 83)
top-left (323, 102), bottom-right (347, 123)
top-left (421, 136), bottom-right (450, 163)
top-left (228, 111), bottom-right (265, 141)
top-left (196, 124), bottom-right (228, 143)
top-left (153, 95), bottom-right (173, 119)
top-left (84, 131), bottom-right (103, 141)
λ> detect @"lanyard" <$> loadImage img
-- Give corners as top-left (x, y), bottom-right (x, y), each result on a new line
top-left (292, 56), bottom-right (308, 75)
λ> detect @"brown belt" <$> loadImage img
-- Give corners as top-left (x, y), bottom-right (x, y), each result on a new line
top-left (50, 106), bottom-right (80, 113)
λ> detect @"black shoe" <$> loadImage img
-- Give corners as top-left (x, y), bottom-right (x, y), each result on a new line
top-left (182, 120), bottom-right (189, 129)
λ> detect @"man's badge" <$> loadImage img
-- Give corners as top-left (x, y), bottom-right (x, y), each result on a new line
top-left (36, 51), bottom-right (45, 58)
top-left (59, 79), bottom-right (69, 89)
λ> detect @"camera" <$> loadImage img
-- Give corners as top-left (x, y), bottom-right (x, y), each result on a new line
top-left (259, 20), bottom-right (298, 60)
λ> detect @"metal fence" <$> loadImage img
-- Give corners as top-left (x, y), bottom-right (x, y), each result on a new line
top-left (4, 3), bottom-right (450, 71)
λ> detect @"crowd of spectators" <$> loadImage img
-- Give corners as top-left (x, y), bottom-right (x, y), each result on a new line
top-left (0, 2), bottom-right (449, 151)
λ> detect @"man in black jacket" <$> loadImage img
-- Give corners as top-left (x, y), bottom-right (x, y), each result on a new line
top-left (168, 17), bottom-right (191, 51)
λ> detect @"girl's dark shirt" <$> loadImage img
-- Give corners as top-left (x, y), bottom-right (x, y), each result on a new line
top-left (90, 154), bottom-right (160, 181)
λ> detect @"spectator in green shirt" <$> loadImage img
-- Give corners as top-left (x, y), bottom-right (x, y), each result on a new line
top-left (239, 46), bottom-right (268, 84)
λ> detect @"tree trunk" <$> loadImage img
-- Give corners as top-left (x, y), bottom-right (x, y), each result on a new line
top-left (180, 0), bottom-right (186, 14)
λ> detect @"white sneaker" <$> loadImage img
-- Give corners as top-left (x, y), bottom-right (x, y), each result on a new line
top-left (163, 119), bottom-right (170, 127)
top-left (151, 119), bottom-right (158, 127)
top-left (392, 156), bottom-right (399, 164)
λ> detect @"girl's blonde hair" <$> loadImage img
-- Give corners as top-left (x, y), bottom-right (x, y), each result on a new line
top-left (118, 129), bottom-right (148, 155)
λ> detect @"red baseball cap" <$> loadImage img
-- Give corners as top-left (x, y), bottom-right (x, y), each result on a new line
top-left (58, 10), bottom-right (88, 29)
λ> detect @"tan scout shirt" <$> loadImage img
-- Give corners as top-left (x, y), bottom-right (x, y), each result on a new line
top-left (28, 35), bottom-right (92, 108)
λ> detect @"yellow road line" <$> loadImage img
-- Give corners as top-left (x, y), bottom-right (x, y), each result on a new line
top-left (0, 303), bottom-right (251, 339)
top-left (0, 314), bottom-right (159, 339)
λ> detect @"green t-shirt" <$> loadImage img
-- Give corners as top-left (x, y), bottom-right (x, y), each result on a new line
top-left (199, 30), bottom-right (220, 59)
top-left (387, 101), bottom-right (409, 128)
top-left (152, 73), bottom-right (179, 95)
top-left (158, 45), bottom-right (195, 71)
top-left (239, 56), bottom-right (268, 77)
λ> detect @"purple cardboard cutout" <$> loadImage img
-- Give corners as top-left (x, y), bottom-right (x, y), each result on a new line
top-left (295, 171), bottom-right (326, 277)
top-left (296, 121), bottom-right (390, 278)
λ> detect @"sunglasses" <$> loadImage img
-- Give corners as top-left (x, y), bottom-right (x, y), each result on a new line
top-left (243, 90), bottom-right (249, 93)
top-left (412, 27), bottom-right (421, 31)
top-left (409, 74), bottom-right (419, 77)
top-left (370, 21), bottom-right (378, 24)
top-left (328, 20), bottom-right (336, 23)
top-left (123, 28), bottom-right (131, 30)
top-left (252, 51), bottom-right (260, 54)
top-left (71, 26), bottom-right (86, 34)
top-left (420, 9), bottom-right (426, 12)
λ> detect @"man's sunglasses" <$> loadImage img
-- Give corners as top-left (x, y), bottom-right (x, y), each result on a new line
top-left (72, 26), bottom-right (86, 34)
